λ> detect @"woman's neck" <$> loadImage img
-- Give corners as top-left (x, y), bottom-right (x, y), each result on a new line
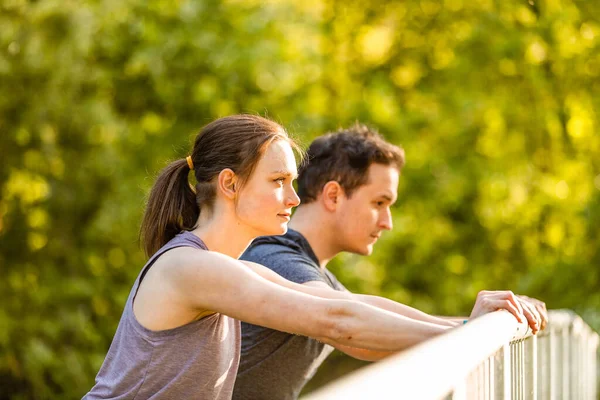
top-left (190, 211), bottom-right (256, 259)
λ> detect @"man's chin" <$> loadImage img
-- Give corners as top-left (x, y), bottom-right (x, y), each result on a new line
top-left (351, 244), bottom-right (373, 256)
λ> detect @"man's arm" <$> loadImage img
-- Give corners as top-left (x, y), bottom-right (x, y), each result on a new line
top-left (328, 343), bottom-right (395, 361)
top-left (305, 282), bottom-right (546, 334)
top-left (242, 261), bottom-right (530, 359)
top-left (301, 282), bottom-right (463, 361)
top-left (341, 291), bottom-right (459, 327)
top-left (243, 261), bottom-right (548, 360)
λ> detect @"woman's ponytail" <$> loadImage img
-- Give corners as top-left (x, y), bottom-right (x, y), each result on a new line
top-left (140, 159), bottom-right (198, 257)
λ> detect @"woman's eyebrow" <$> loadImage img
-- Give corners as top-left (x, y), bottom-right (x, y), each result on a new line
top-left (270, 170), bottom-right (298, 179)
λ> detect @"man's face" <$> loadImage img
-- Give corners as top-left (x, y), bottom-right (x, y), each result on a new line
top-left (334, 163), bottom-right (399, 255)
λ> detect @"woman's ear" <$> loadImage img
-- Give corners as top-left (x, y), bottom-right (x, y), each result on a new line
top-left (321, 181), bottom-right (344, 211)
top-left (217, 168), bottom-right (238, 200)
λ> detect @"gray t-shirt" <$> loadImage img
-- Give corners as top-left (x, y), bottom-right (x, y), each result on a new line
top-left (233, 229), bottom-right (345, 400)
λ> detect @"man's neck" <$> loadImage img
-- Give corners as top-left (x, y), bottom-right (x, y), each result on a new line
top-left (288, 204), bottom-right (341, 269)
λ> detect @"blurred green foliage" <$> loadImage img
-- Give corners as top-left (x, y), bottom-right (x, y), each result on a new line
top-left (1, 0), bottom-right (599, 398)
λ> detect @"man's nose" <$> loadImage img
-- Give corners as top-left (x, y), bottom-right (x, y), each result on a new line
top-left (379, 208), bottom-right (393, 230)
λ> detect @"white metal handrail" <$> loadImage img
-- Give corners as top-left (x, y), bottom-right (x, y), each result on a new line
top-left (302, 310), bottom-right (599, 400)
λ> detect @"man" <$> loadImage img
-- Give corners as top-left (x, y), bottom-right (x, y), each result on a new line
top-left (233, 125), bottom-right (546, 400)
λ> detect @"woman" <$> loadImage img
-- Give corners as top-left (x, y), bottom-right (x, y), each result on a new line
top-left (84, 115), bottom-right (527, 399)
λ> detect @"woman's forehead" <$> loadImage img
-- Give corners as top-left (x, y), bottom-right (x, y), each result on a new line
top-left (258, 140), bottom-right (298, 172)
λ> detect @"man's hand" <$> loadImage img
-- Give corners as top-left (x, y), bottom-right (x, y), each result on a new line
top-left (517, 295), bottom-right (548, 332)
top-left (469, 290), bottom-right (526, 324)
top-left (468, 290), bottom-right (547, 335)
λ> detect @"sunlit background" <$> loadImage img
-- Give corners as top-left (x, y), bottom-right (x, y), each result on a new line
top-left (1, 0), bottom-right (599, 398)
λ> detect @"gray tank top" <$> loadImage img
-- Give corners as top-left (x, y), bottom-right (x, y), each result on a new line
top-left (84, 231), bottom-right (241, 399)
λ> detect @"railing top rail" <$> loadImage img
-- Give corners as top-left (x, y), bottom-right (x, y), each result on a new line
top-left (537, 310), bottom-right (599, 346)
top-left (302, 310), bottom-right (598, 400)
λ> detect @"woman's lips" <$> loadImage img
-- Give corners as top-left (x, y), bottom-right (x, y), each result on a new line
top-left (278, 213), bottom-right (291, 221)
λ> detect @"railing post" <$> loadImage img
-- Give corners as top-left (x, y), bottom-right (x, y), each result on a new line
top-left (571, 318), bottom-right (581, 400)
top-left (519, 339), bottom-right (525, 399)
top-left (524, 334), bottom-right (537, 399)
top-left (504, 344), bottom-right (511, 400)
top-left (511, 341), bottom-right (518, 399)
top-left (484, 357), bottom-right (491, 400)
top-left (488, 353), bottom-right (495, 400)
top-left (590, 332), bottom-right (599, 400)
top-left (562, 325), bottom-right (569, 399)
top-left (493, 348), bottom-right (504, 400)
top-left (550, 326), bottom-right (558, 400)
top-left (537, 332), bottom-right (548, 400)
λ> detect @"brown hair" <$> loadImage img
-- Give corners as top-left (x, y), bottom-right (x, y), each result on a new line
top-left (297, 123), bottom-right (405, 204)
top-left (140, 114), bottom-right (299, 257)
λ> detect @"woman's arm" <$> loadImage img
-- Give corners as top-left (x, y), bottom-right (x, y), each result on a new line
top-left (161, 249), bottom-right (450, 352)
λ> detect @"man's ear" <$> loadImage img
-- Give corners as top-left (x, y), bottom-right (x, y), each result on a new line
top-left (321, 181), bottom-right (344, 211)
top-left (217, 168), bottom-right (238, 200)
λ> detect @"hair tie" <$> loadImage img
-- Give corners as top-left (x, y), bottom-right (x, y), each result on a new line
top-left (186, 155), bottom-right (194, 170)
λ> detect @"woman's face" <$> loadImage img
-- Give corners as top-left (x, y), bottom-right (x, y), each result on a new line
top-left (235, 139), bottom-right (301, 237)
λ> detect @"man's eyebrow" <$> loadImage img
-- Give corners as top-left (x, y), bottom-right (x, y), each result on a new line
top-left (377, 194), bottom-right (397, 203)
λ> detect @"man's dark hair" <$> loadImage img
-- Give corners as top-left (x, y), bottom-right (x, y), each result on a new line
top-left (297, 124), bottom-right (405, 204)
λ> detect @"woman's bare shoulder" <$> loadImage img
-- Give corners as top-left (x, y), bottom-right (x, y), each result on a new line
top-left (154, 246), bottom-right (246, 280)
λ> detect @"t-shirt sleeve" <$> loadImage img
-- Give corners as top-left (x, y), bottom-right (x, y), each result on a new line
top-left (325, 269), bottom-right (348, 292)
top-left (242, 243), bottom-right (328, 285)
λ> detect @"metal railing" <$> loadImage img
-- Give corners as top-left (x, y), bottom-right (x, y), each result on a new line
top-left (303, 310), bottom-right (599, 400)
